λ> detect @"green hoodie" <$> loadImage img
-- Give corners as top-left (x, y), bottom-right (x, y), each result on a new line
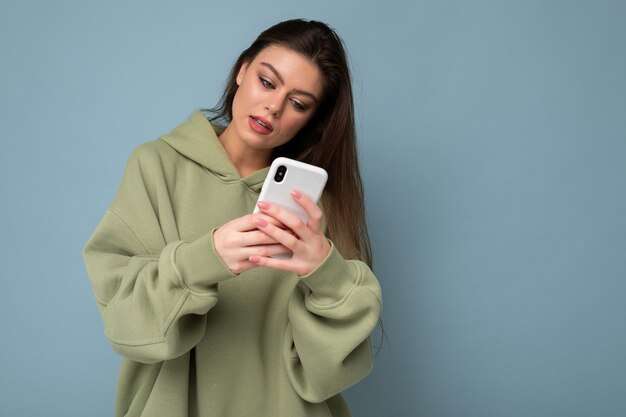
top-left (82, 110), bottom-right (382, 417)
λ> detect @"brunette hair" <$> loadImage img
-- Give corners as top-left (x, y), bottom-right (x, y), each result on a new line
top-left (203, 19), bottom-right (373, 268)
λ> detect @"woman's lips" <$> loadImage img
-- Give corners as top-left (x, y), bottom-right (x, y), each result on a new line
top-left (248, 116), bottom-right (273, 135)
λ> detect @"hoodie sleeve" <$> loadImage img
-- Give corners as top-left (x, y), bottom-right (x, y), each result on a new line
top-left (82, 145), bottom-right (237, 364)
top-left (283, 239), bottom-right (382, 403)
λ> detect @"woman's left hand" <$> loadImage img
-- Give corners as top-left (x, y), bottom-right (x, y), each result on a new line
top-left (250, 189), bottom-right (331, 276)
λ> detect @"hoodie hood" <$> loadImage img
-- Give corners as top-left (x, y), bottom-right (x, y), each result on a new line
top-left (160, 111), bottom-right (270, 193)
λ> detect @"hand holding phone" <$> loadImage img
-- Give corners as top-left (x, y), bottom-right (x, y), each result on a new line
top-left (253, 157), bottom-right (328, 259)
top-left (250, 157), bottom-right (330, 264)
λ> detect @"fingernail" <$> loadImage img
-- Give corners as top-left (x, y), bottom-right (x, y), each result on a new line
top-left (257, 201), bottom-right (270, 210)
top-left (290, 189), bottom-right (301, 199)
top-left (249, 255), bottom-right (260, 263)
top-left (254, 217), bottom-right (267, 227)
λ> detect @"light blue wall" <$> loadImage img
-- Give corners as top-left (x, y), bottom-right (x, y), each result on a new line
top-left (1, 1), bottom-right (625, 416)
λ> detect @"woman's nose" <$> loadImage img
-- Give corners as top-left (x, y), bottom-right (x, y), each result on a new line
top-left (265, 102), bottom-right (282, 117)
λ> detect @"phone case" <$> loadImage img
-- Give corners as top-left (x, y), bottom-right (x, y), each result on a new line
top-left (253, 157), bottom-right (328, 258)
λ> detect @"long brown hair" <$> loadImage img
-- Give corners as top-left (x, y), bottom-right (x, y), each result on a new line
top-left (203, 19), bottom-right (373, 269)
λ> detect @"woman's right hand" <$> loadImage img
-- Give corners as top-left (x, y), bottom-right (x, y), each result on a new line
top-left (213, 214), bottom-right (292, 274)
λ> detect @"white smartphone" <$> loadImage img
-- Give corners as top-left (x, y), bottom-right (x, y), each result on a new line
top-left (253, 157), bottom-right (328, 258)
top-left (254, 157), bottom-right (328, 221)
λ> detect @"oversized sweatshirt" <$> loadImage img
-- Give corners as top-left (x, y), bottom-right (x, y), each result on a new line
top-left (82, 110), bottom-right (383, 417)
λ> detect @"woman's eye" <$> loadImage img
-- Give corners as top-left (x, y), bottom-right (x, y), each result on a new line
top-left (260, 78), bottom-right (273, 89)
top-left (291, 100), bottom-right (306, 111)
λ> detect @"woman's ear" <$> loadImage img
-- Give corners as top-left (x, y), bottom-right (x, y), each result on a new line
top-left (236, 61), bottom-right (250, 86)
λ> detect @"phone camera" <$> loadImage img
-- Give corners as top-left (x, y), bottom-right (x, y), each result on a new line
top-left (274, 165), bottom-right (287, 183)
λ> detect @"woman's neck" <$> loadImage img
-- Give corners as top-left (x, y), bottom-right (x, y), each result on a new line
top-left (218, 125), bottom-right (272, 177)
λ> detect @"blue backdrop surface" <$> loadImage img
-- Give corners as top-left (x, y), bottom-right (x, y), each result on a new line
top-left (1, 1), bottom-right (625, 416)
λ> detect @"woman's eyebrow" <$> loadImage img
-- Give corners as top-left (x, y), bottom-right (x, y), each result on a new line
top-left (260, 62), bottom-right (285, 84)
top-left (260, 62), bottom-right (319, 103)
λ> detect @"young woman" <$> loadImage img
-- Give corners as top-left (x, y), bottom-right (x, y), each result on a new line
top-left (83, 18), bottom-right (382, 417)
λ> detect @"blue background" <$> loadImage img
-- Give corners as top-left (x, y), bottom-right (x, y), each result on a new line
top-left (1, 1), bottom-right (625, 416)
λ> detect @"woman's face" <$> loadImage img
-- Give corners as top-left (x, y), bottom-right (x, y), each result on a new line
top-left (230, 44), bottom-right (324, 152)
